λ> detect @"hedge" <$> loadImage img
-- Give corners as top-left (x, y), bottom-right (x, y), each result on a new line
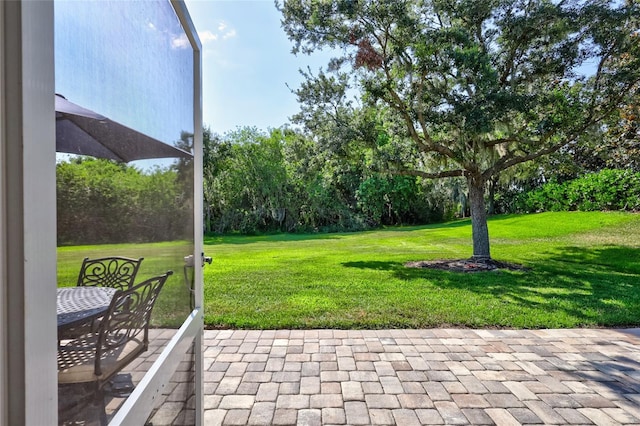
top-left (515, 169), bottom-right (640, 213)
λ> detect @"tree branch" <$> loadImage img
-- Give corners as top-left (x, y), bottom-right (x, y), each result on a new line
top-left (483, 137), bottom-right (523, 147)
top-left (394, 169), bottom-right (465, 179)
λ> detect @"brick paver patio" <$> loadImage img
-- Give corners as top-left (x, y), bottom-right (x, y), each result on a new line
top-left (139, 328), bottom-right (640, 425)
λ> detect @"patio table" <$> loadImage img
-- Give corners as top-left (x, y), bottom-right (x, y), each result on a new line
top-left (57, 286), bottom-right (117, 333)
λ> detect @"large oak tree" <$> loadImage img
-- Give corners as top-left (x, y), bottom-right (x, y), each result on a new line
top-left (277, 0), bottom-right (640, 261)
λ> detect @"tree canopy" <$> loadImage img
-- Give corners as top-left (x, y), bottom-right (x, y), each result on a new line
top-left (277, 0), bottom-right (640, 260)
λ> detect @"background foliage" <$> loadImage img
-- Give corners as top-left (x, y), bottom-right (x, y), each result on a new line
top-left (202, 126), bottom-right (450, 235)
top-left (58, 118), bottom-right (640, 244)
top-left (57, 158), bottom-right (192, 245)
top-left (514, 169), bottom-right (640, 213)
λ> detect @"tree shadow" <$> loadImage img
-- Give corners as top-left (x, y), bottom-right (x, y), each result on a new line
top-left (572, 352), bottom-right (640, 399)
top-left (204, 232), bottom-right (341, 245)
top-left (342, 261), bottom-right (402, 271)
top-left (343, 245), bottom-right (640, 327)
top-left (539, 245), bottom-right (640, 275)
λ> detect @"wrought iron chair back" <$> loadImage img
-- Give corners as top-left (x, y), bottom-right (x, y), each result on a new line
top-left (58, 271), bottom-right (172, 425)
top-left (77, 256), bottom-right (144, 291)
top-left (94, 271), bottom-right (170, 375)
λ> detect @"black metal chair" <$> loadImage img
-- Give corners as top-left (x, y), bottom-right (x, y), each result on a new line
top-left (59, 256), bottom-right (144, 342)
top-left (58, 271), bottom-right (172, 425)
top-left (77, 256), bottom-right (144, 291)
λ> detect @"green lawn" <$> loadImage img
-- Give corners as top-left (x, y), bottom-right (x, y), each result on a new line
top-left (203, 211), bottom-right (640, 329)
top-left (57, 211), bottom-right (640, 329)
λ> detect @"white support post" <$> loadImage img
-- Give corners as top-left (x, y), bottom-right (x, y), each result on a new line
top-left (1, 1), bottom-right (58, 425)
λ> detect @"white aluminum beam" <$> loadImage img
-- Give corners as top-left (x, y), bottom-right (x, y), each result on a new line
top-left (108, 308), bottom-right (203, 425)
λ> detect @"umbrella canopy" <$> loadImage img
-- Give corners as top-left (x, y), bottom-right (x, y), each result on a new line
top-left (55, 94), bottom-right (192, 162)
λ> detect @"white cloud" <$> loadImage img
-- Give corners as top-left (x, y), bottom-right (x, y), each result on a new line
top-left (222, 28), bottom-right (237, 40)
top-left (203, 21), bottom-right (237, 43)
top-left (171, 33), bottom-right (191, 49)
top-left (199, 30), bottom-right (219, 43)
top-left (216, 21), bottom-right (237, 41)
top-left (170, 20), bottom-right (236, 50)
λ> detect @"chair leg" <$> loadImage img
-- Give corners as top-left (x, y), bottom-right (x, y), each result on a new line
top-left (93, 384), bottom-right (108, 426)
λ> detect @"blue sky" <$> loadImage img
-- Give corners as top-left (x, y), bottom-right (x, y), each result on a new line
top-left (184, 0), bottom-right (335, 135)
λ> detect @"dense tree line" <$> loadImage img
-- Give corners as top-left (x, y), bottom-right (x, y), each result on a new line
top-left (56, 126), bottom-right (450, 244)
top-left (57, 110), bottom-right (639, 244)
top-left (57, 102), bottom-right (639, 243)
top-left (203, 126), bottom-right (452, 234)
top-left (57, 158), bottom-right (192, 245)
top-left (201, 122), bottom-right (640, 236)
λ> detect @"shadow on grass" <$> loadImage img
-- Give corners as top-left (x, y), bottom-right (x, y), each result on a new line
top-left (342, 261), bottom-right (400, 270)
top-left (204, 232), bottom-right (342, 245)
top-left (342, 245), bottom-right (640, 327)
top-left (541, 245), bottom-right (640, 275)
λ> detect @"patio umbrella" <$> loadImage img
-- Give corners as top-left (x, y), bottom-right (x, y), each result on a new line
top-left (55, 94), bottom-right (192, 162)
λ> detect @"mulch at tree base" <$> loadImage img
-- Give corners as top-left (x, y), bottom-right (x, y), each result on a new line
top-left (405, 258), bottom-right (528, 273)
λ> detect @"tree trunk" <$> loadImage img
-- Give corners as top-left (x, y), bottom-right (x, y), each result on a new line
top-left (467, 175), bottom-right (491, 261)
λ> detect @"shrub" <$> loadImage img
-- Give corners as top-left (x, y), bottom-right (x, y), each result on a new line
top-left (515, 169), bottom-right (640, 213)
